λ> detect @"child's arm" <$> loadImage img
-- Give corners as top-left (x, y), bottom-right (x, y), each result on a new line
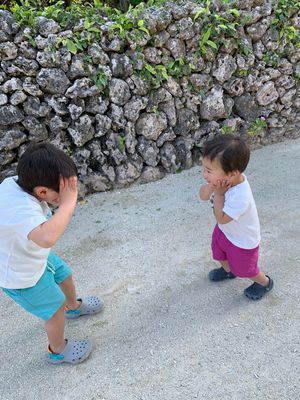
top-left (213, 180), bottom-right (233, 224)
top-left (199, 183), bottom-right (214, 201)
top-left (28, 177), bottom-right (78, 248)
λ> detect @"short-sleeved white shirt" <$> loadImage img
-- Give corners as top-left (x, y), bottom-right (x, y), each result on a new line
top-left (0, 177), bottom-right (50, 289)
top-left (218, 175), bottom-right (260, 249)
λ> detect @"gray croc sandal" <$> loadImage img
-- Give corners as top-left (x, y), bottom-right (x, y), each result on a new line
top-left (65, 296), bottom-right (104, 319)
top-left (48, 339), bottom-right (92, 365)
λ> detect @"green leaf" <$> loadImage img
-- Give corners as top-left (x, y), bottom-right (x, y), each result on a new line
top-left (161, 71), bottom-right (169, 80)
top-left (206, 40), bottom-right (218, 49)
top-left (169, 60), bottom-right (176, 68)
top-left (194, 7), bottom-right (205, 21)
top-left (157, 66), bottom-right (169, 80)
top-left (215, 16), bottom-right (228, 23)
top-left (156, 65), bottom-right (169, 81)
top-left (88, 26), bottom-right (100, 33)
top-left (67, 40), bottom-right (77, 54)
top-left (145, 64), bottom-right (156, 75)
top-left (228, 9), bottom-right (240, 17)
top-left (138, 26), bottom-right (149, 34)
top-left (202, 26), bottom-right (212, 43)
top-left (200, 45), bottom-right (207, 55)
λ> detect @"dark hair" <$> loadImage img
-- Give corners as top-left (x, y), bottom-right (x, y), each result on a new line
top-left (201, 134), bottom-right (250, 173)
top-left (17, 142), bottom-right (77, 194)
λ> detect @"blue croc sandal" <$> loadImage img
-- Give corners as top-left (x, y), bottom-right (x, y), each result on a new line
top-left (244, 276), bottom-right (273, 300)
top-left (65, 296), bottom-right (104, 319)
top-left (208, 267), bottom-right (236, 282)
top-left (48, 339), bottom-right (92, 365)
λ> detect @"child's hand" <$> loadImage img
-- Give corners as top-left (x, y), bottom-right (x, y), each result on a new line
top-left (199, 182), bottom-right (215, 201)
top-left (59, 176), bottom-right (78, 206)
top-left (213, 179), bottom-right (231, 196)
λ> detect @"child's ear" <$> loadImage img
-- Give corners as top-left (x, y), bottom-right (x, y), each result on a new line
top-left (228, 170), bottom-right (240, 179)
top-left (33, 186), bottom-right (48, 200)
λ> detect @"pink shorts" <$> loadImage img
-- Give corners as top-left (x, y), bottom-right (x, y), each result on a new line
top-left (211, 224), bottom-right (259, 278)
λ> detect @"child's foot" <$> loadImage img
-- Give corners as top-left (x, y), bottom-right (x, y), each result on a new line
top-left (244, 276), bottom-right (273, 300)
top-left (208, 267), bottom-right (236, 281)
top-left (65, 296), bottom-right (104, 319)
top-left (48, 339), bottom-right (92, 365)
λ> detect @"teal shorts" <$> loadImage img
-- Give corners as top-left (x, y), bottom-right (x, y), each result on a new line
top-left (3, 252), bottom-right (72, 321)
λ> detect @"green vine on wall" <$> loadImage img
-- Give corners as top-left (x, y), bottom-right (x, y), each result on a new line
top-left (139, 58), bottom-right (196, 89)
top-left (262, 0), bottom-right (300, 66)
top-left (1, 0), bottom-right (299, 97)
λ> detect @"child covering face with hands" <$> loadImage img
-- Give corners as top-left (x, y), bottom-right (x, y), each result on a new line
top-left (199, 134), bottom-right (273, 300)
top-left (0, 143), bottom-right (103, 365)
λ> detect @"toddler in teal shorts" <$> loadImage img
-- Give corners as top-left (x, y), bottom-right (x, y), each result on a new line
top-left (0, 143), bottom-right (103, 365)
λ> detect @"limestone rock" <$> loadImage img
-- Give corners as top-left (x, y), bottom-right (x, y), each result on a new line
top-left (0, 104), bottom-right (24, 125)
top-left (36, 17), bottom-right (60, 37)
top-left (140, 166), bottom-right (165, 184)
top-left (65, 78), bottom-right (101, 98)
top-left (1, 57), bottom-right (39, 76)
top-left (22, 116), bottom-right (48, 141)
top-left (0, 126), bottom-right (26, 151)
top-left (137, 137), bottom-right (160, 167)
top-left (136, 112), bottom-right (168, 141)
top-left (256, 81), bottom-right (279, 106)
top-left (10, 91), bottom-right (27, 105)
top-left (109, 78), bottom-right (131, 105)
top-left (212, 55), bottom-right (237, 84)
top-left (200, 87), bottom-right (234, 121)
top-left (124, 96), bottom-right (147, 121)
top-left (110, 54), bottom-right (133, 78)
top-left (234, 93), bottom-right (262, 121)
top-left (37, 68), bottom-right (70, 94)
top-left (68, 115), bottom-right (95, 146)
top-left (0, 42), bottom-right (18, 61)
top-left (0, 92), bottom-right (8, 105)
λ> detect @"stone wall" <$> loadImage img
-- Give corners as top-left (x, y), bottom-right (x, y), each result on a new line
top-left (0, 0), bottom-right (299, 195)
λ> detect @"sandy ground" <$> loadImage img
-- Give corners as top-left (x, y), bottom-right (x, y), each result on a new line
top-left (0, 138), bottom-right (299, 400)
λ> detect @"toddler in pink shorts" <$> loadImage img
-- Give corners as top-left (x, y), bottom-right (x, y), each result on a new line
top-left (199, 134), bottom-right (273, 300)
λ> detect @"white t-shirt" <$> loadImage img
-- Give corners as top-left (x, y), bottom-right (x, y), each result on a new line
top-left (218, 175), bottom-right (260, 249)
top-left (0, 177), bottom-right (50, 289)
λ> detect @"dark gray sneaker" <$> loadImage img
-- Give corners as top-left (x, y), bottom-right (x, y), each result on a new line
top-left (208, 267), bottom-right (236, 282)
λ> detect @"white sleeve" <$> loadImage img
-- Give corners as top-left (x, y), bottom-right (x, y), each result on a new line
top-left (11, 201), bottom-right (48, 239)
top-left (223, 192), bottom-right (249, 221)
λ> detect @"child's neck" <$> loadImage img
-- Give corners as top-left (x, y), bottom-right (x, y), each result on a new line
top-left (230, 173), bottom-right (244, 188)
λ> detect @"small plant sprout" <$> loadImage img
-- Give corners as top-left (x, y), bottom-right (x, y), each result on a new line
top-left (248, 118), bottom-right (268, 137)
top-left (220, 125), bottom-right (234, 135)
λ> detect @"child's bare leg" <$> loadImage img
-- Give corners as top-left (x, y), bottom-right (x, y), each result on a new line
top-left (220, 260), bottom-right (230, 272)
top-left (45, 305), bottom-right (65, 353)
top-left (59, 274), bottom-right (81, 310)
top-left (250, 271), bottom-right (270, 286)
top-left (61, 275), bottom-right (104, 319)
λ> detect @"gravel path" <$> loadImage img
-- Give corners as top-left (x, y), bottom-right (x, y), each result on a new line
top-left (1, 138), bottom-right (299, 400)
